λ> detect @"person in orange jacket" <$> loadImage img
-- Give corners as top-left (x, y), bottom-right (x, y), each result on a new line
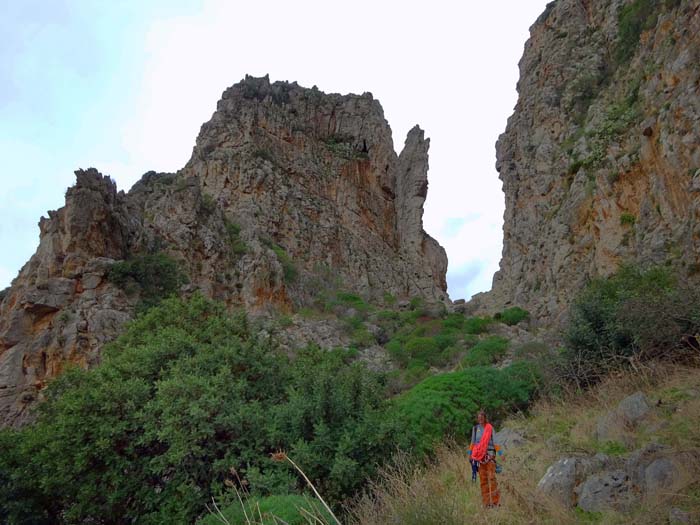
top-left (468, 409), bottom-right (501, 507)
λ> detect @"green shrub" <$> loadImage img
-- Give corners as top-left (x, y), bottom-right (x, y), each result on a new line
top-left (386, 339), bottom-right (405, 365)
top-left (198, 494), bottom-right (332, 525)
top-left (271, 347), bottom-right (398, 504)
top-left (615, 0), bottom-right (660, 64)
top-left (376, 309), bottom-right (399, 322)
top-left (463, 316), bottom-right (492, 334)
top-left (199, 192), bottom-right (217, 215)
top-left (382, 292), bottom-right (397, 306)
top-left (405, 337), bottom-right (440, 365)
top-left (568, 158), bottom-right (584, 175)
top-left (107, 252), bottom-right (185, 311)
top-left (563, 265), bottom-right (700, 387)
top-left (323, 135), bottom-right (368, 160)
top-left (225, 219), bottom-right (247, 255)
top-left (351, 326), bottom-right (376, 348)
top-left (596, 441), bottom-right (628, 456)
top-left (434, 330), bottom-right (459, 351)
top-left (620, 212), bottom-right (636, 226)
top-left (409, 297), bottom-right (424, 311)
top-left (391, 363), bottom-right (540, 454)
top-left (399, 309), bottom-right (421, 326)
top-left (334, 292), bottom-right (370, 312)
top-left (496, 306), bottom-right (530, 326)
top-left (442, 313), bottom-right (465, 330)
top-left (269, 244), bottom-right (297, 283)
top-left (0, 296), bottom-right (396, 523)
top-left (461, 336), bottom-right (509, 367)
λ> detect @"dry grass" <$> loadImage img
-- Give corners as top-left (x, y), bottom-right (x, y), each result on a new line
top-left (346, 441), bottom-right (576, 525)
top-left (346, 363), bottom-right (700, 525)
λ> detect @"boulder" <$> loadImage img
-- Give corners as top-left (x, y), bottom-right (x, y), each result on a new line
top-left (575, 470), bottom-right (635, 512)
top-left (595, 391), bottom-right (651, 443)
top-left (643, 457), bottom-right (679, 494)
top-left (495, 427), bottom-right (526, 449)
top-left (617, 392), bottom-right (651, 424)
top-left (536, 455), bottom-right (608, 507)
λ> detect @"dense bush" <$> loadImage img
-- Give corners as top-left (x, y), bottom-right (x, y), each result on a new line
top-left (387, 329), bottom-right (460, 370)
top-left (563, 265), bottom-right (700, 387)
top-left (463, 316), bottom-right (493, 334)
top-left (0, 295), bottom-right (395, 524)
top-left (392, 363), bottom-right (540, 454)
top-left (461, 336), bottom-right (509, 367)
top-left (332, 292), bottom-right (370, 313)
top-left (107, 252), bottom-right (185, 311)
top-left (495, 306), bottom-right (530, 326)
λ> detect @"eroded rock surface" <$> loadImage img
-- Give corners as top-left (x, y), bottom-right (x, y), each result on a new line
top-left (474, 0), bottom-right (700, 325)
top-left (0, 77), bottom-right (448, 427)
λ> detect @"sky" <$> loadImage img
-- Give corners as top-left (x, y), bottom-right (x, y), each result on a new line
top-left (0, 0), bottom-right (550, 300)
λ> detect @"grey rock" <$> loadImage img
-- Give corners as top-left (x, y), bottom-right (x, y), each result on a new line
top-left (495, 427), bottom-right (526, 449)
top-left (576, 470), bottom-right (635, 512)
top-left (596, 391), bottom-right (651, 443)
top-left (669, 507), bottom-right (691, 524)
top-left (81, 273), bottom-right (102, 290)
top-left (536, 455), bottom-right (606, 507)
top-left (644, 457), bottom-right (678, 494)
top-left (618, 392), bottom-right (651, 424)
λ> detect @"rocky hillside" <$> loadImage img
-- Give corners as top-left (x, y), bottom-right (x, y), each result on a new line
top-left (0, 76), bottom-right (448, 427)
top-left (473, 0), bottom-right (700, 324)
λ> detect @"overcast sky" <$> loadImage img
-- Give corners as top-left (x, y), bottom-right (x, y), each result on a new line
top-left (0, 0), bottom-right (550, 300)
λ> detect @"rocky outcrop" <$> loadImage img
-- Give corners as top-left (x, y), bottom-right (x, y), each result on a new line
top-left (185, 76), bottom-right (447, 305)
top-left (0, 171), bottom-right (133, 426)
top-left (537, 444), bottom-right (700, 512)
top-left (474, 0), bottom-right (700, 324)
top-left (0, 77), bottom-right (448, 427)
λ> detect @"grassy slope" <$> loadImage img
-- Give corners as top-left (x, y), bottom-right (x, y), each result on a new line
top-left (347, 364), bottom-right (700, 525)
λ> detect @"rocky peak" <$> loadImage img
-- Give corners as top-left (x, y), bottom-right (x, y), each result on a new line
top-left (0, 77), bottom-right (448, 427)
top-left (184, 75), bottom-right (447, 305)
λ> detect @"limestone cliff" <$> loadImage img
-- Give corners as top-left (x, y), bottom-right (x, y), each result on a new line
top-left (475, 0), bottom-right (700, 324)
top-left (0, 76), bottom-right (447, 427)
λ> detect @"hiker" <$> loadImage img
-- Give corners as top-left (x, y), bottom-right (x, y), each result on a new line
top-left (469, 409), bottom-right (500, 507)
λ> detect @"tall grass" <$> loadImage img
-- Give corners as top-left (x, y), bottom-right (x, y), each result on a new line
top-left (202, 453), bottom-right (339, 525)
top-left (347, 364), bottom-right (700, 525)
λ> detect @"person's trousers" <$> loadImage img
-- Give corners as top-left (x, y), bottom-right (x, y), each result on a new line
top-left (478, 460), bottom-right (500, 507)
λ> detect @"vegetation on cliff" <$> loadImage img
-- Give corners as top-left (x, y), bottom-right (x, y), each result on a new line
top-left (0, 293), bottom-right (542, 524)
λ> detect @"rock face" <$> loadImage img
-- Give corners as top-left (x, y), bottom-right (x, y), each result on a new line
top-left (475, 0), bottom-right (700, 323)
top-left (0, 76), bottom-right (448, 427)
top-left (538, 444), bottom-right (700, 511)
